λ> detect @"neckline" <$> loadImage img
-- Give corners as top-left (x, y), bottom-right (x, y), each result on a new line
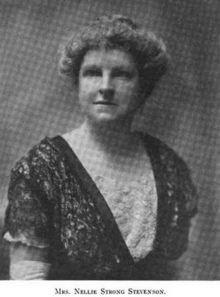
top-left (51, 135), bottom-right (135, 266)
top-left (50, 133), bottom-right (166, 261)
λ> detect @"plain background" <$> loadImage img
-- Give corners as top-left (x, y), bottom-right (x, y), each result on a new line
top-left (0, 0), bottom-right (219, 280)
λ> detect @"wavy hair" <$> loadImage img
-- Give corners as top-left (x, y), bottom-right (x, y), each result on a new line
top-left (59, 15), bottom-right (169, 99)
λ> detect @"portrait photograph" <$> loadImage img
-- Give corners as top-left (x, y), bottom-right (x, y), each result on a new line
top-left (0, 0), bottom-right (219, 295)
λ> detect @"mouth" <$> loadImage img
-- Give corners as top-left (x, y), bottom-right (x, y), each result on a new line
top-left (94, 101), bottom-right (117, 106)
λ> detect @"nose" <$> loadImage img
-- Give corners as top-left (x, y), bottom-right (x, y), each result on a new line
top-left (98, 73), bottom-right (114, 99)
top-left (99, 88), bottom-right (114, 98)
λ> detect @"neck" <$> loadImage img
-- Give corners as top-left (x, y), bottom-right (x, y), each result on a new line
top-left (79, 118), bottom-right (138, 155)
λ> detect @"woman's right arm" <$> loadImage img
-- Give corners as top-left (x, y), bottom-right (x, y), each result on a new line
top-left (4, 147), bottom-right (52, 280)
top-left (9, 242), bottom-right (51, 280)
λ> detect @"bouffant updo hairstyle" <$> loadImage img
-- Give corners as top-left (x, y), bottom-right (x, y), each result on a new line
top-left (59, 15), bottom-right (169, 99)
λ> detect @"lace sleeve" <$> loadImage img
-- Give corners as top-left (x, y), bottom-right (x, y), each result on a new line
top-left (177, 157), bottom-right (198, 218)
top-left (3, 154), bottom-right (50, 248)
top-left (164, 150), bottom-right (199, 260)
top-left (151, 136), bottom-right (199, 260)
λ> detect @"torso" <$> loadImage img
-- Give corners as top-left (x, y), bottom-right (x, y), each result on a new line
top-left (62, 127), bottom-right (158, 261)
top-left (4, 132), bottom-right (196, 279)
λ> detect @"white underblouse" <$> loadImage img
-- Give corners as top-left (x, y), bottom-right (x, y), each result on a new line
top-left (94, 166), bottom-right (158, 262)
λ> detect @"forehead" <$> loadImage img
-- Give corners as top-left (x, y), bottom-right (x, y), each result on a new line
top-left (80, 49), bottom-right (137, 69)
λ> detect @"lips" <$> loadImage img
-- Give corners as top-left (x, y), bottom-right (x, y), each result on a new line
top-left (94, 101), bottom-right (116, 105)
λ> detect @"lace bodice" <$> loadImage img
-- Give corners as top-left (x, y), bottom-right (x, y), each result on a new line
top-left (94, 172), bottom-right (157, 262)
top-left (3, 134), bottom-right (198, 279)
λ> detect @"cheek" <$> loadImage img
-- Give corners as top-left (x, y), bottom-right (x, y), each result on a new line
top-left (78, 83), bottom-right (95, 102)
top-left (79, 80), bottom-right (99, 96)
top-left (120, 83), bottom-right (139, 100)
top-left (120, 84), bottom-right (140, 110)
top-left (78, 87), bottom-right (89, 107)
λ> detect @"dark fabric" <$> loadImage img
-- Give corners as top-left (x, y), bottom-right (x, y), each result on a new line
top-left (3, 134), bottom-right (197, 280)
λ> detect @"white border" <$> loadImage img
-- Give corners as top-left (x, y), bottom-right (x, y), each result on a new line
top-left (1, 281), bottom-right (220, 297)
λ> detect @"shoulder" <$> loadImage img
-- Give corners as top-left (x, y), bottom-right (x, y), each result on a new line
top-left (4, 137), bottom-right (60, 246)
top-left (10, 137), bottom-right (62, 184)
top-left (141, 132), bottom-right (180, 159)
top-left (141, 133), bottom-right (192, 176)
top-left (141, 132), bottom-right (198, 217)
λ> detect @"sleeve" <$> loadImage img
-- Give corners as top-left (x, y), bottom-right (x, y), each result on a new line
top-left (139, 133), bottom-right (198, 260)
top-left (3, 153), bottom-right (51, 249)
top-left (164, 151), bottom-right (199, 260)
top-left (177, 156), bottom-right (198, 219)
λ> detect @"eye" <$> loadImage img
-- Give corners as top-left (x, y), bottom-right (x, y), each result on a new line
top-left (112, 69), bottom-right (133, 79)
top-left (82, 68), bottom-right (101, 77)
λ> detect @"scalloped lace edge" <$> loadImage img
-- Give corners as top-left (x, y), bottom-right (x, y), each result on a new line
top-left (3, 232), bottom-right (49, 249)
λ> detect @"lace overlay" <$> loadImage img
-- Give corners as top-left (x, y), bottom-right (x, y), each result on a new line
top-left (94, 172), bottom-right (157, 262)
top-left (3, 134), bottom-right (198, 279)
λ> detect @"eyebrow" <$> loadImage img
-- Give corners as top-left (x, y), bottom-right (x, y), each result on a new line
top-left (81, 64), bottom-right (100, 70)
top-left (81, 64), bottom-right (135, 71)
top-left (112, 66), bottom-right (134, 72)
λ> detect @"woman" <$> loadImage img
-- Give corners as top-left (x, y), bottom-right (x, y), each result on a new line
top-left (3, 15), bottom-right (197, 280)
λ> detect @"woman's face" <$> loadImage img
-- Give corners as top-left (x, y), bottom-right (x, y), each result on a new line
top-left (78, 49), bottom-right (141, 126)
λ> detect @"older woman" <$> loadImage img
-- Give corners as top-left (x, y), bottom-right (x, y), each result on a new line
top-left (3, 15), bottom-right (197, 280)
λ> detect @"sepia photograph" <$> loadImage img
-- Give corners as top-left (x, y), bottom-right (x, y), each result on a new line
top-left (0, 0), bottom-right (219, 290)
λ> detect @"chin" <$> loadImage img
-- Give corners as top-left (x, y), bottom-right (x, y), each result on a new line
top-left (89, 114), bottom-right (131, 129)
top-left (89, 113), bottom-right (118, 123)
top-left (92, 118), bottom-right (118, 127)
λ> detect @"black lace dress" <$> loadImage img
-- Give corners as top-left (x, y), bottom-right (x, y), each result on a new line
top-left (3, 134), bottom-right (197, 280)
